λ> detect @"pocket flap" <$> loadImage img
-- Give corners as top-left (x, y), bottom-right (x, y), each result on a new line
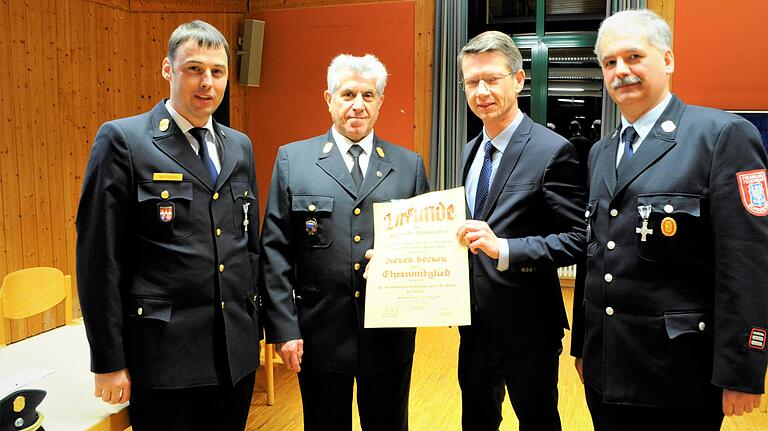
top-left (664, 311), bottom-right (708, 339)
top-left (127, 296), bottom-right (172, 322)
top-left (291, 195), bottom-right (334, 213)
top-left (138, 181), bottom-right (193, 203)
top-left (502, 182), bottom-right (536, 192)
top-left (230, 181), bottom-right (255, 200)
top-left (638, 194), bottom-right (701, 217)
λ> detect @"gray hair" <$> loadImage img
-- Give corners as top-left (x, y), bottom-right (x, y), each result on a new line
top-left (595, 9), bottom-right (672, 60)
top-left (457, 31), bottom-right (522, 79)
top-left (167, 20), bottom-right (230, 64)
top-left (327, 54), bottom-right (388, 96)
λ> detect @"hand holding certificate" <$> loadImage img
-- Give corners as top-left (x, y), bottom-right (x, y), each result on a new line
top-left (364, 187), bottom-right (471, 328)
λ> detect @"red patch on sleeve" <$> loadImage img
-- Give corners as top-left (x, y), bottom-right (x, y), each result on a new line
top-left (736, 170), bottom-right (768, 216)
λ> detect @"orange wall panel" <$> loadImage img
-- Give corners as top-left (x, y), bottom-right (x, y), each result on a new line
top-left (672, 0), bottom-right (768, 109)
top-left (247, 2), bottom-right (415, 211)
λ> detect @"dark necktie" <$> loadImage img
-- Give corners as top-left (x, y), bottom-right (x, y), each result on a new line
top-left (189, 127), bottom-right (218, 184)
top-left (474, 141), bottom-right (496, 216)
top-left (348, 145), bottom-right (364, 191)
top-left (618, 126), bottom-right (638, 170)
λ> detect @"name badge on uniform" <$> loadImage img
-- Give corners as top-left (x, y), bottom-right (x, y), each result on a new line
top-left (158, 203), bottom-right (175, 222)
top-left (153, 172), bottom-right (183, 182)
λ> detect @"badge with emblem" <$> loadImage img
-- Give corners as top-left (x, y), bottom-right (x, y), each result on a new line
top-left (159, 118), bottom-right (170, 132)
top-left (660, 216), bottom-right (677, 237)
top-left (736, 169), bottom-right (768, 216)
top-left (748, 327), bottom-right (766, 351)
top-left (13, 395), bottom-right (25, 412)
top-left (661, 120), bottom-right (676, 133)
top-left (158, 203), bottom-right (175, 223)
top-left (323, 142), bottom-right (333, 154)
top-left (306, 204), bottom-right (318, 236)
top-left (376, 147), bottom-right (385, 158)
top-left (635, 205), bottom-right (654, 241)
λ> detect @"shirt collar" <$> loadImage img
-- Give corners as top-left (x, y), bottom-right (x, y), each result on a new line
top-left (482, 108), bottom-right (524, 154)
top-left (165, 100), bottom-right (215, 140)
top-left (331, 126), bottom-right (374, 156)
top-left (620, 92), bottom-right (672, 141)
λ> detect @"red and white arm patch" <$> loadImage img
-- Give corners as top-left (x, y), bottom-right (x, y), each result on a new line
top-left (748, 327), bottom-right (767, 351)
top-left (736, 169), bottom-right (768, 216)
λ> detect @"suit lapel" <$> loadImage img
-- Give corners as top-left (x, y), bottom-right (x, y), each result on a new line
top-left (357, 135), bottom-right (393, 203)
top-left (613, 96), bottom-right (684, 197)
top-left (213, 122), bottom-right (236, 191)
top-left (150, 103), bottom-right (214, 190)
top-left (316, 129), bottom-right (358, 197)
top-left (461, 134), bottom-right (483, 186)
top-left (475, 115), bottom-right (532, 220)
top-left (461, 134), bottom-right (483, 219)
top-left (599, 128), bottom-right (620, 197)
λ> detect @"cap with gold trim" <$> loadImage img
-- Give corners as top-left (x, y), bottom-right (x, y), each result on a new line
top-left (0, 389), bottom-right (45, 431)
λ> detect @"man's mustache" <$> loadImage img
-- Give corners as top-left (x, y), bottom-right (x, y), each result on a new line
top-left (611, 75), bottom-right (642, 89)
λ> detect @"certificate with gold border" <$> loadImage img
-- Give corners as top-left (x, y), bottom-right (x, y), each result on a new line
top-left (364, 187), bottom-right (471, 328)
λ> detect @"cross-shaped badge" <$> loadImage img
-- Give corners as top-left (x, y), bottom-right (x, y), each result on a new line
top-left (635, 205), bottom-right (653, 241)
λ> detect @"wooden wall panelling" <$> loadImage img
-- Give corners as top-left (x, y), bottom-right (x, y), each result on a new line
top-left (413, 0), bottom-right (433, 172)
top-left (8, 0), bottom-right (40, 342)
top-left (40, 0), bottom-right (68, 332)
top-left (129, 0), bottom-right (247, 13)
top-left (86, 0), bottom-right (129, 10)
top-left (251, 0), bottom-right (393, 8)
top-left (69, 0), bottom-right (91, 319)
top-left (0, 0), bottom-right (16, 341)
top-left (57, 0), bottom-right (80, 311)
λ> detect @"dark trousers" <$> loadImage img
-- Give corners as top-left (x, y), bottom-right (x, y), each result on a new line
top-left (128, 372), bottom-right (255, 431)
top-left (297, 362), bottom-right (413, 431)
top-left (458, 328), bottom-right (562, 431)
top-left (585, 384), bottom-right (724, 431)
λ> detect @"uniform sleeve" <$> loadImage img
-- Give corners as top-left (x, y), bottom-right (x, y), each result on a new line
top-left (506, 141), bottom-right (587, 268)
top-left (259, 147), bottom-right (302, 343)
top-left (710, 119), bottom-right (768, 393)
top-left (245, 139), bottom-right (260, 294)
top-left (415, 154), bottom-right (430, 195)
top-left (75, 122), bottom-right (132, 374)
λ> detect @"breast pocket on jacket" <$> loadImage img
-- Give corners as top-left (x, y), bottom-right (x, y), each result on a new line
top-left (500, 182), bottom-right (536, 194)
top-left (636, 193), bottom-right (702, 264)
top-left (291, 195), bottom-right (334, 248)
top-left (136, 181), bottom-right (194, 240)
top-left (230, 181), bottom-right (257, 235)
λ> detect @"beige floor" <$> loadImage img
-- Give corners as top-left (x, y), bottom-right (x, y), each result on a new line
top-left (247, 288), bottom-right (768, 430)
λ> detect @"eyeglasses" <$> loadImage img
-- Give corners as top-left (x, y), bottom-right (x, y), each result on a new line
top-left (460, 72), bottom-right (514, 92)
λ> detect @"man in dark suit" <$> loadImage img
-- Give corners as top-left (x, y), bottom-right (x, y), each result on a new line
top-left (260, 54), bottom-right (429, 430)
top-left (455, 31), bottom-right (586, 430)
top-left (571, 9), bottom-right (768, 430)
top-left (76, 21), bottom-right (261, 430)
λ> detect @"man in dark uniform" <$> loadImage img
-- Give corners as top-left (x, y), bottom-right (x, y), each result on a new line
top-left (259, 54), bottom-right (429, 430)
top-left (76, 21), bottom-right (261, 430)
top-left (572, 9), bottom-right (768, 430)
top-left (455, 31), bottom-right (586, 430)
top-left (568, 119), bottom-right (594, 184)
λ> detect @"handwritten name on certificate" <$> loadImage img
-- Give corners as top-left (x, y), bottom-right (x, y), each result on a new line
top-left (364, 187), bottom-right (470, 328)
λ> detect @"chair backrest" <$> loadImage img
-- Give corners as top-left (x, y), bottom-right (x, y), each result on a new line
top-left (0, 267), bottom-right (73, 346)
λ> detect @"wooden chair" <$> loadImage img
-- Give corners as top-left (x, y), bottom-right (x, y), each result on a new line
top-left (0, 267), bottom-right (73, 346)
